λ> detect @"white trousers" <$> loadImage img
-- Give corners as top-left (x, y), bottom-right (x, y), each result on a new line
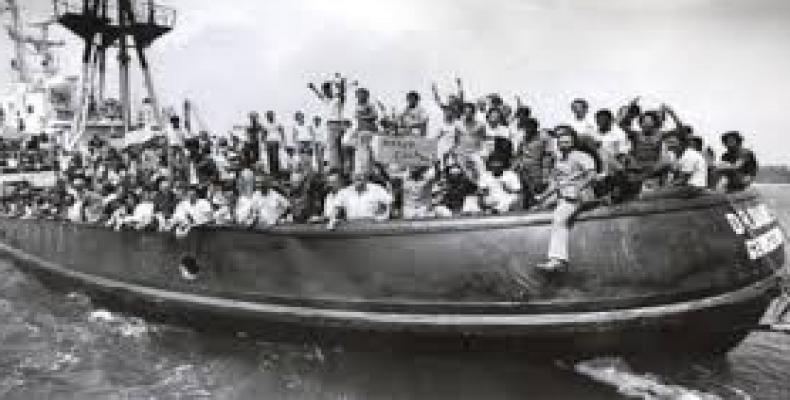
top-left (547, 198), bottom-right (580, 261)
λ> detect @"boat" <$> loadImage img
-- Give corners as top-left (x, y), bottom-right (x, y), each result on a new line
top-left (0, 187), bottom-right (787, 355)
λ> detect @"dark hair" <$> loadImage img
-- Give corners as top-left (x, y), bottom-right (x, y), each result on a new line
top-left (721, 131), bottom-right (743, 145)
top-left (571, 98), bottom-right (588, 107)
top-left (462, 102), bottom-right (477, 113)
top-left (595, 109), bottom-right (613, 120)
top-left (406, 91), bottom-right (420, 101)
top-left (554, 125), bottom-right (577, 141)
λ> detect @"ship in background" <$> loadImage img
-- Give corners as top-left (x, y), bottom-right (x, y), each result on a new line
top-left (0, 0), bottom-right (175, 176)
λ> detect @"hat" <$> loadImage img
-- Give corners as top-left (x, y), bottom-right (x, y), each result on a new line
top-left (721, 131), bottom-right (743, 144)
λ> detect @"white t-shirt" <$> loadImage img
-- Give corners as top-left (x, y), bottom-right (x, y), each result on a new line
top-left (235, 194), bottom-right (257, 225)
top-left (255, 190), bottom-right (290, 226)
top-left (173, 199), bottom-right (214, 226)
top-left (262, 121), bottom-right (283, 143)
top-left (677, 148), bottom-right (708, 188)
top-left (593, 125), bottom-right (631, 156)
top-left (294, 124), bottom-right (314, 143)
top-left (129, 202), bottom-right (155, 227)
top-left (335, 183), bottom-right (393, 220)
top-left (486, 125), bottom-right (511, 140)
top-left (570, 117), bottom-right (596, 137)
top-left (478, 170), bottom-right (521, 213)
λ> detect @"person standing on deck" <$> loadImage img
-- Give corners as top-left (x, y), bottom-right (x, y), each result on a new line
top-left (399, 91), bottom-right (429, 137)
top-left (428, 106), bottom-right (459, 167)
top-left (291, 111), bottom-right (314, 173)
top-left (261, 111), bottom-right (284, 175)
top-left (310, 116), bottom-right (327, 173)
top-left (342, 87), bottom-right (379, 175)
top-left (309, 76), bottom-right (352, 172)
top-left (569, 98), bottom-right (595, 137)
top-left (455, 102), bottom-right (487, 159)
top-left (535, 127), bottom-right (597, 274)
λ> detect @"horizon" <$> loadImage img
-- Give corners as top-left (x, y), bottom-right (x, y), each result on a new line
top-left (2, 0), bottom-right (789, 164)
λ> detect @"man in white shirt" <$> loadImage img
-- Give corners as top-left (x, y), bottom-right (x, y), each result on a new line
top-left (592, 109), bottom-right (630, 173)
top-left (172, 186), bottom-right (214, 228)
top-left (478, 155), bottom-right (521, 214)
top-left (253, 176), bottom-right (290, 228)
top-left (124, 190), bottom-right (156, 230)
top-left (664, 133), bottom-right (708, 188)
top-left (327, 172), bottom-right (393, 229)
top-left (569, 98), bottom-right (595, 137)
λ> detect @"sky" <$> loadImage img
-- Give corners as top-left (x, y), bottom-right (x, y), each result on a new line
top-left (3, 0), bottom-right (790, 163)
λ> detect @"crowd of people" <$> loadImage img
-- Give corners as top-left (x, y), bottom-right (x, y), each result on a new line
top-left (0, 76), bottom-right (759, 272)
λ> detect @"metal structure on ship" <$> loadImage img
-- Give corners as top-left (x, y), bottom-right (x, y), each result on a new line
top-left (52, 0), bottom-right (175, 149)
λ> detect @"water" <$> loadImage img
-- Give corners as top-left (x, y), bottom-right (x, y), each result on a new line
top-left (2, 187), bottom-right (790, 399)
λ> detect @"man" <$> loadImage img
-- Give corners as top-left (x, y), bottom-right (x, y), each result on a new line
top-left (320, 168), bottom-right (345, 222)
top-left (535, 127), bottom-right (597, 274)
top-left (512, 117), bottom-right (546, 209)
top-left (478, 154), bottom-right (521, 214)
top-left (309, 78), bottom-right (349, 171)
top-left (124, 188), bottom-right (157, 230)
top-left (310, 116), bottom-right (327, 173)
top-left (399, 91), bottom-right (428, 136)
top-left (429, 106), bottom-right (459, 166)
top-left (343, 87), bottom-right (379, 174)
top-left (455, 103), bottom-right (487, 157)
top-left (623, 110), bottom-right (673, 196)
top-left (569, 98), bottom-right (595, 137)
top-left (327, 172), bottom-right (393, 230)
top-left (592, 109), bottom-right (631, 172)
top-left (714, 131), bottom-right (758, 192)
top-left (661, 133), bottom-right (707, 188)
top-left (289, 111), bottom-right (314, 173)
top-left (252, 175), bottom-right (290, 228)
top-left (261, 111), bottom-right (284, 175)
top-left (172, 185), bottom-right (214, 236)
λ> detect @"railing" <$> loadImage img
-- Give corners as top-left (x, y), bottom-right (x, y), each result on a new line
top-left (53, 0), bottom-right (176, 28)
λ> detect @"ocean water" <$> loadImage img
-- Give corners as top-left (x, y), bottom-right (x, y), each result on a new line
top-left (2, 187), bottom-right (790, 400)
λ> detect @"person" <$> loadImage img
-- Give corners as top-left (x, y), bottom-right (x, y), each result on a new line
top-left (484, 108), bottom-right (512, 158)
top-left (309, 78), bottom-right (349, 171)
top-left (319, 169), bottom-right (345, 222)
top-left (401, 165), bottom-right (439, 219)
top-left (123, 189), bottom-right (156, 230)
top-left (623, 110), bottom-right (673, 197)
top-left (535, 127), bottom-right (597, 274)
top-left (592, 109), bottom-right (631, 172)
top-left (714, 131), bottom-right (758, 192)
top-left (512, 117), bottom-right (547, 209)
top-left (428, 106), bottom-right (458, 166)
top-left (261, 111), bottom-right (284, 175)
top-left (310, 116), bottom-right (327, 173)
top-left (455, 102), bottom-right (486, 156)
top-left (291, 111), bottom-right (314, 172)
top-left (399, 91), bottom-right (428, 136)
top-left (343, 87), bottom-right (379, 175)
top-left (327, 171), bottom-right (393, 229)
top-left (569, 98), bottom-right (595, 137)
top-left (252, 175), bottom-right (290, 228)
top-left (431, 78), bottom-right (465, 120)
top-left (171, 185), bottom-right (214, 236)
top-left (663, 132), bottom-right (707, 188)
top-left (478, 154), bottom-right (521, 214)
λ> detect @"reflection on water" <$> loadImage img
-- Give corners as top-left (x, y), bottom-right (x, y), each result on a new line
top-left (2, 185), bottom-right (790, 399)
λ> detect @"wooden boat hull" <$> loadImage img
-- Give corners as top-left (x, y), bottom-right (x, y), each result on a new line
top-left (0, 188), bottom-right (785, 355)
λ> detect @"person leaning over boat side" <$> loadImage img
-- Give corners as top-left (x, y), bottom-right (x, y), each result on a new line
top-left (713, 131), bottom-right (758, 193)
top-left (251, 175), bottom-right (290, 228)
top-left (171, 185), bottom-right (214, 237)
top-left (535, 127), bottom-right (597, 274)
top-left (122, 188), bottom-right (157, 231)
top-left (663, 132), bottom-right (708, 189)
top-left (327, 171), bottom-right (393, 230)
top-left (478, 153), bottom-right (522, 214)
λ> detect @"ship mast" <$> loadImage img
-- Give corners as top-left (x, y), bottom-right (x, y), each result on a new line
top-left (53, 0), bottom-right (175, 150)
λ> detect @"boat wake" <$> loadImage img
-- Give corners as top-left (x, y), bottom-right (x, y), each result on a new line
top-left (573, 357), bottom-right (729, 400)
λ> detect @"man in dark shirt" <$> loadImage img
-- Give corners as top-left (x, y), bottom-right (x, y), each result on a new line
top-left (715, 131), bottom-right (758, 192)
